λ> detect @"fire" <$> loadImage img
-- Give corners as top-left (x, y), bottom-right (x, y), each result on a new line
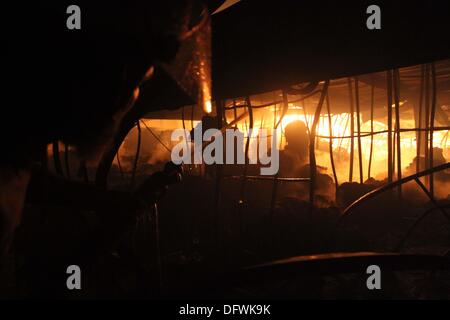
top-left (119, 101), bottom-right (449, 185)
top-left (204, 99), bottom-right (212, 114)
top-left (227, 109), bottom-right (449, 182)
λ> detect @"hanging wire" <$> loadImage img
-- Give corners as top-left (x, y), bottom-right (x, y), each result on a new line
top-left (140, 120), bottom-right (171, 153)
top-left (130, 121), bottom-right (142, 189)
top-left (326, 92), bottom-right (339, 192)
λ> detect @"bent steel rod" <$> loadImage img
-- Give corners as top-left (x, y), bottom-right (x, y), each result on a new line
top-left (309, 80), bottom-right (330, 205)
top-left (326, 93), bottom-right (339, 192)
top-left (347, 78), bottom-right (355, 182)
top-left (338, 162), bottom-right (450, 224)
top-left (413, 177), bottom-right (449, 220)
top-left (355, 77), bottom-right (363, 184)
top-left (233, 99), bottom-right (238, 128)
top-left (301, 100), bottom-right (311, 135)
top-left (393, 69), bottom-right (402, 197)
top-left (338, 113), bottom-right (349, 151)
top-left (416, 65), bottom-right (425, 173)
top-left (316, 127), bottom-right (450, 139)
top-left (269, 93), bottom-right (287, 218)
top-left (223, 90), bottom-right (320, 110)
top-left (368, 83), bottom-right (375, 179)
top-left (430, 62), bottom-right (437, 197)
top-left (387, 70), bottom-right (394, 183)
top-left (141, 120), bottom-right (171, 153)
top-left (181, 106), bottom-right (190, 154)
top-left (395, 204), bottom-right (450, 251)
top-left (224, 176), bottom-right (310, 182)
top-left (424, 64), bottom-right (430, 188)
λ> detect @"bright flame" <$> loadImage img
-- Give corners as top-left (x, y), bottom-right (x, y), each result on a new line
top-left (226, 108), bottom-right (449, 182)
top-left (204, 99), bottom-right (212, 114)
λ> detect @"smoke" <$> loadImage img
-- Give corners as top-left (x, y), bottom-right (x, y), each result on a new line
top-left (314, 142), bottom-right (450, 201)
top-left (114, 125), bottom-right (172, 172)
top-left (112, 115), bottom-right (449, 202)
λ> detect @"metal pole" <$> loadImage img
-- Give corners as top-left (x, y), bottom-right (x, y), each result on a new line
top-left (269, 94), bottom-right (286, 217)
top-left (430, 62), bottom-right (437, 197)
top-left (393, 69), bottom-right (402, 197)
top-left (424, 64), bottom-right (430, 188)
top-left (326, 93), bottom-right (339, 193)
top-left (233, 99), bottom-right (238, 128)
top-left (368, 83), bottom-right (375, 179)
top-left (354, 77), bottom-right (364, 184)
top-left (309, 80), bottom-right (330, 205)
top-left (348, 78), bottom-right (355, 182)
top-left (387, 70), bottom-right (394, 183)
top-left (416, 65), bottom-right (425, 173)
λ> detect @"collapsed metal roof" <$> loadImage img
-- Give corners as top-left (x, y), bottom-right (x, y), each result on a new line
top-left (211, 0), bottom-right (450, 99)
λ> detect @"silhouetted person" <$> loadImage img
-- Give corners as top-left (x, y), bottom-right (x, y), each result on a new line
top-left (278, 121), bottom-right (334, 204)
top-left (279, 121), bottom-right (309, 177)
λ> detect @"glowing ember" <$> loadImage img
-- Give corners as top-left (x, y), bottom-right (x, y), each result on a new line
top-left (204, 99), bottom-right (212, 114)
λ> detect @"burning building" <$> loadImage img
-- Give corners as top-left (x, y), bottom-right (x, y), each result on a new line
top-left (1, 0), bottom-right (450, 300)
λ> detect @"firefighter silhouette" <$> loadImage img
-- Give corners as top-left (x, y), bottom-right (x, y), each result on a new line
top-left (278, 121), bottom-right (334, 205)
